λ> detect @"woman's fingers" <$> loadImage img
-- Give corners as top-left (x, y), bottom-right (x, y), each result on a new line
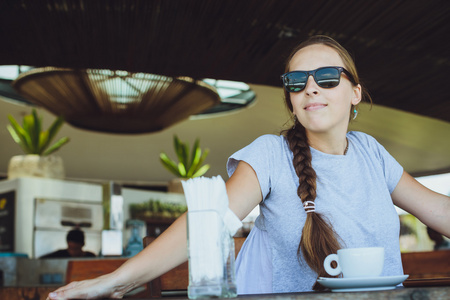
top-left (47, 281), bottom-right (79, 299)
top-left (47, 278), bottom-right (113, 300)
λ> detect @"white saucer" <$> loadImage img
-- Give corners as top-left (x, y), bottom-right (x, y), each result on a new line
top-left (317, 275), bottom-right (409, 292)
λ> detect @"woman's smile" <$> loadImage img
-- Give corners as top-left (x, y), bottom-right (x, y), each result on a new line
top-left (304, 102), bottom-right (327, 111)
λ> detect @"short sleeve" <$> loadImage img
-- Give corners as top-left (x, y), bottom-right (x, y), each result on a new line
top-left (227, 135), bottom-right (282, 200)
top-left (355, 132), bottom-right (404, 193)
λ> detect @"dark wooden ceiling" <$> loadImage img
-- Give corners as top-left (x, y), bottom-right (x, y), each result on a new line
top-left (0, 0), bottom-right (449, 123)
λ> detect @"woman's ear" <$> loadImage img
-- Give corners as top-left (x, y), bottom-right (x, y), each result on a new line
top-left (351, 84), bottom-right (362, 106)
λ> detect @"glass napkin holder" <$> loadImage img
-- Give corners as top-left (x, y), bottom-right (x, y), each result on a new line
top-left (187, 210), bottom-right (237, 299)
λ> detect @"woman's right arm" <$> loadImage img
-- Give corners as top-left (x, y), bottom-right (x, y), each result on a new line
top-left (226, 161), bottom-right (263, 220)
top-left (48, 161), bottom-right (262, 300)
top-left (48, 212), bottom-right (190, 299)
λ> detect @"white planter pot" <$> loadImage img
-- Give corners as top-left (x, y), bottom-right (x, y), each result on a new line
top-left (7, 154), bottom-right (65, 179)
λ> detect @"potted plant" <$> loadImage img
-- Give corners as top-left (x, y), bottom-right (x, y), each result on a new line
top-left (160, 135), bottom-right (210, 193)
top-left (129, 199), bottom-right (188, 220)
top-left (6, 108), bottom-right (70, 179)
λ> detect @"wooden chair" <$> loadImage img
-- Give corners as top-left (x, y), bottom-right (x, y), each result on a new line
top-left (145, 236), bottom-right (246, 298)
top-left (66, 258), bottom-right (128, 283)
top-left (401, 250), bottom-right (450, 279)
top-left (66, 258), bottom-right (150, 298)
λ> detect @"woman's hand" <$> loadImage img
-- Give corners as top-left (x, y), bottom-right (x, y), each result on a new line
top-left (46, 273), bottom-right (134, 300)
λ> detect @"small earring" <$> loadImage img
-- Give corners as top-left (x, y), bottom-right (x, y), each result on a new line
top-left (293, 115), bottom-right (297, 129)
top-left (353, 109), bottom-right (358, 120)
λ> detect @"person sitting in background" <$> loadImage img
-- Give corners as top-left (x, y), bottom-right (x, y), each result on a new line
top-left (40, 228), bottom-right (96, 258)
top-left (427, 226), bottom-right (450, 250)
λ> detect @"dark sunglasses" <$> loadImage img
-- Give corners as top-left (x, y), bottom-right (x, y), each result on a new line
top-left (280, 66), bottom-right (356, 93)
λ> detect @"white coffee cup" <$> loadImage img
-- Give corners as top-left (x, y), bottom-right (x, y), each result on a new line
top-left (323, 247), bottom-right (384, 278)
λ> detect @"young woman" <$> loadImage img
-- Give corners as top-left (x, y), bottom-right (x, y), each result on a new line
top-left (47, 36), bottom-right (450, 299)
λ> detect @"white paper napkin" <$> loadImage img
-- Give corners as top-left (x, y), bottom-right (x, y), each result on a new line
top-left (182, 175), bottom-right (242, 284)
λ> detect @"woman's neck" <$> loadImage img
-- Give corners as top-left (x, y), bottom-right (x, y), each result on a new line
top-left (306, 131), bottom-right (349, 155)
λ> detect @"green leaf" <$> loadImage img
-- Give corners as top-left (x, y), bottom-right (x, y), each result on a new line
top-left (22, 114), bottom-right (37, 152)
top-left (7, 110), bottom-right (69, 156)
top-left (6, 124), bottom-right (22, 144)
top-left (174, 135), bottom-right (189, 167)
top-left (7, 125), bottom-right (29, 153)
top-left (186, 147), bottom-right (202, 177)
top-left (193, 148), bottom-right (209, 173)
top-left (31, 109), bottom-right (41, 153)
top-left (188, 139), bottom-right (200, 167)
top-left (41, 115), bottom-right (65, 153)
top-left (192, 164), bottom-right (210, 178)
top-left (174, 135), bottom-right (183, 163)
top-left (181, 142), bottom-right (189, 168)
top-left (159, 152), bottom-right (181, 177)
top-left (38, 131), bottom-right (50, 155)
top-left (7, 115), bottom-right (32, 153)
top-left (177, 162), bottom-right (187, 177)
top-left (160, 135), bottom-right (210, 179)
top-left (42, 137), bottom-right (70, 156)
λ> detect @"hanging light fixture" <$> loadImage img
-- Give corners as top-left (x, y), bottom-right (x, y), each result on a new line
top-left (11, 67), bottom-right (221, 134)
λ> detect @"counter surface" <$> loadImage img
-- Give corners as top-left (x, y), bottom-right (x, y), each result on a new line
top-left (1, 286), bottom-right (448, 300)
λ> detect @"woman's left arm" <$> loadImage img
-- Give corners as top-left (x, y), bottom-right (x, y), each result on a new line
top-left (392, 171), bottom-right (450, 238)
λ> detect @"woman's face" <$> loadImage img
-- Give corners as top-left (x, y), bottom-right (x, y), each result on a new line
top-left (289, 44), bottom-right (361, 135)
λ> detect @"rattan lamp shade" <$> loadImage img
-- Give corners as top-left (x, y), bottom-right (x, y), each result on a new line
top-left (12, 67), bottom-right (221, 134)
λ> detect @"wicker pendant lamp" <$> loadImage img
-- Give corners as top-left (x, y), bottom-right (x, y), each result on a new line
top-left (12, 67), bottom-right (221, 134)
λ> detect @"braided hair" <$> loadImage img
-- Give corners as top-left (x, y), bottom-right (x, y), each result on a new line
top-left (282, 35), bottom-right (372, 290)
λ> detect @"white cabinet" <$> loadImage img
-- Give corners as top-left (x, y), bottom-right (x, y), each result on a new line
top-left (0, 178), bottom-right (103, 258)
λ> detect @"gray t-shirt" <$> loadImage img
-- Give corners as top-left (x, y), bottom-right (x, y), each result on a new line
top-left (227, 131), bottom-right (404, 293)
